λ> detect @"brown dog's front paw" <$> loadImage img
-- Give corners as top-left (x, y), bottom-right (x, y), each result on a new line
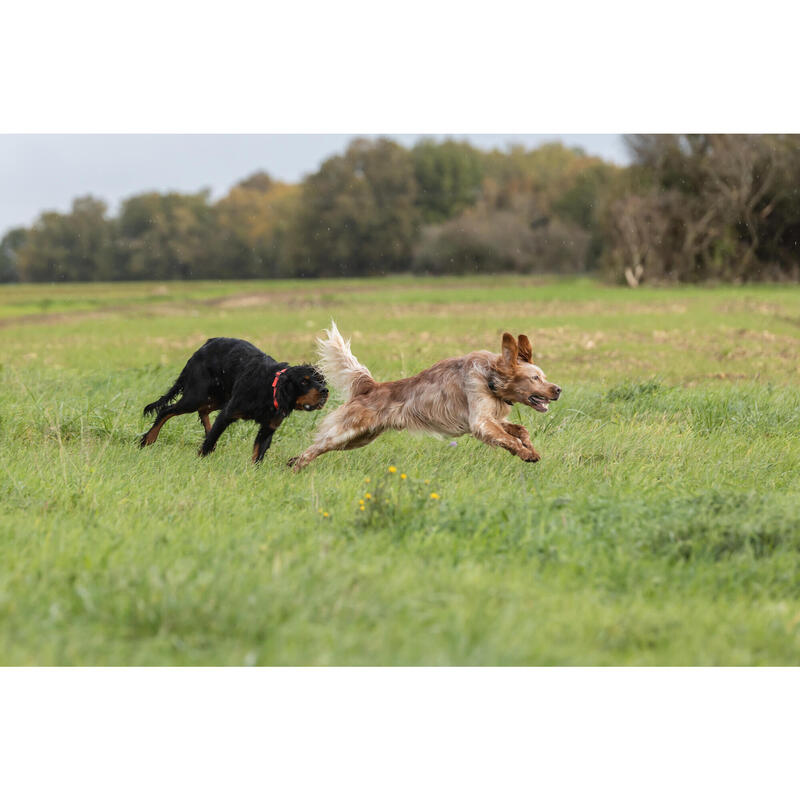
top-left (520, 448), bottom-right (540, 463)
top-left (287, 455), bottom-right (299, 469)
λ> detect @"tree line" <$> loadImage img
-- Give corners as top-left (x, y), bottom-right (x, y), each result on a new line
top-left (2, 135), bottom-right (799, 285)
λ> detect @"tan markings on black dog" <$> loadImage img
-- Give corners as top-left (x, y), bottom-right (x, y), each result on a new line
top-left (198, 403), bottom-right (218, 434)
top-left (142, 413), bottom-right (176, 446)
top-left (294, 388), bottom-right (326, 410)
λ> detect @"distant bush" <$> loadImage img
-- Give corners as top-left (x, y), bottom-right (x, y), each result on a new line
top-left (412, 196), bottom-right (590, 275)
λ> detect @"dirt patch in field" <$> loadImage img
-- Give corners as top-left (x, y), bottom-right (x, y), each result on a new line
top-left (0, 278), bottom-right (552, 327)
top-left (716, 300), bottom-right (800, 329)
top-left (204, 278), bottom-right (564, 311)
top-left (0, 293), bottom-right (688, 332)
top-left (0, 309), bottom-right (115, 329)
top-left (0, 302), bottom-right (197, 329)
top-left (211, 293), bottom-right (278, 309)
top-left (367, 300), bottom-right (690, 319)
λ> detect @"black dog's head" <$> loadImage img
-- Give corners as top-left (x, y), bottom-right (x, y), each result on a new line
top-left (282, 365), bottom-right (328, 412)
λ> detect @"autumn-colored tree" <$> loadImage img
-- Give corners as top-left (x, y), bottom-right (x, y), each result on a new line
top-left (482, 142), bottom-right (614, 213)
top-left (214, 172), bottom-right (300, 278)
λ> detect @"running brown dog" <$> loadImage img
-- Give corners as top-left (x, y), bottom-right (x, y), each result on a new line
top-left (289, 323), bottom-right (560, 471)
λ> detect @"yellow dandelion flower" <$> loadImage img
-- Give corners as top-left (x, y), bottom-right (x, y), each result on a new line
top-left (323, 512), bottom-right (329, 518)
top-left (365, 492), bottom-right (372, 500)
top-left (424, 479), bottom-right (430, 485)
top-left (364, 477), bottom-right (371, 483)
top-left (429, 492), bottom-right (440, 500)
top-left (388, 466), bottom-right (397, 473)
top-left (318, 509), bottom-right (324, 514)
top-left (400, 473), bottom-right (407, 480)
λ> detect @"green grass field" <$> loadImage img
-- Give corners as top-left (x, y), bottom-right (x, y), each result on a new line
top-left (1, 275), bottom-right (800, 665)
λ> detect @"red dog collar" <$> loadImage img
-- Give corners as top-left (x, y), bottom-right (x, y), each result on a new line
top-left (272, 368), bottom-right (287, 411)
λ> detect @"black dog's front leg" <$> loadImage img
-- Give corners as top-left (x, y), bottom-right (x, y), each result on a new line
top-left (199, 407), bottom-right (235, 457)
top-left (252, 424), bottom-right (275, 464)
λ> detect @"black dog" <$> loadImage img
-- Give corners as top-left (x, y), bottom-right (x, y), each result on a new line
top-left (140, 337), bottom-right (328, 463)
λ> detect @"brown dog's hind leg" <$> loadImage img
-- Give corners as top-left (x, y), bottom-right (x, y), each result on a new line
top-left (289, 429), bottom-right (381, 471)
top-left (289, 422), bottom-right (382, 472)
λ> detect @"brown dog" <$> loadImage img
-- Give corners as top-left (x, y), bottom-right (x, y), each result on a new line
top-left (289, 323), bottom-right (561, 471)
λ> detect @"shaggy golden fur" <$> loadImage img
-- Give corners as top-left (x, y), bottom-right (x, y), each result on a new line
top-left (288, 323), bottom-right (561, 471)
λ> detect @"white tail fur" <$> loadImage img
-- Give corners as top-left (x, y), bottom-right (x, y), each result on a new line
top-left (316, 321), bottom-right (374, 399)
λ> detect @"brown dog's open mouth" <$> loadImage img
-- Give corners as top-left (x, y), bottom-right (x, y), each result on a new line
top-left (528, 395), bottom-right (550, 413)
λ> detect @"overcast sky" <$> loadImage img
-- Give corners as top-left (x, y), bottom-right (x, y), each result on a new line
top-left (0, 134), bottom-right (627, 236)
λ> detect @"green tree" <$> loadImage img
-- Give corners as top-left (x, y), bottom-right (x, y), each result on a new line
top-left (0, 227), bottom-right (27, 282)
top-left (412, 138), bottom-right (484, 222)
top-left (290, 138), bottom-right (420, 277)
top-left (116, 191), bottom-right (217, 280)
top-left (17, 196), bottom-right (114, 282)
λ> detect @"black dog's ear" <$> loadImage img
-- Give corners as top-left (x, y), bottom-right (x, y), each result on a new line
top-left (274, 368), bottom-right (295, 413)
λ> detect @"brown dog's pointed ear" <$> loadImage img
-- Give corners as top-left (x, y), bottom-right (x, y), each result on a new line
top-left (517, 334), bottom-right (533, 364)
top-left (501, 333), bottom-right (518, 366)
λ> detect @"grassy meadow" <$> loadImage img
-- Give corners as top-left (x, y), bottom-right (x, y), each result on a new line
top-left (1, 275), bottom-right (800, 665)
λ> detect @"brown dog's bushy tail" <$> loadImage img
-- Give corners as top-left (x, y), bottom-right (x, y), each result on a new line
top-left (316, 321), bottom-right (374, 399)
top-left (142, 377), bottom-right (183, 417)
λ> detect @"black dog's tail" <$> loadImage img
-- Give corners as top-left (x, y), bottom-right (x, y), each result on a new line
top-left (143, 378), bottom-right (183, 417)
